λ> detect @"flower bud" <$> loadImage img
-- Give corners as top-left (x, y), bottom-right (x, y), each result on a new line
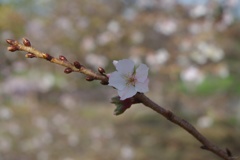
top-left (44, 53), bottom-right (53, 61)
top-left (73, 61), bottom-right (82, 69)
top-left (59, 55), bottom-right (67, 61)
top-left (64, 67), bottom-right (73, 74)
top-left (111, 96), bottom-right (132, 115)
top-left (22, 38), bottom-right (31, 46)
top-left (86, 76), bottom-right (94, 81)
top-left (6, 39), bottom-right (17, 45)
top-left (98, 67), bottom-right (105, 74)
top-left (7, 46), bottom-right (18, 52)
top-left (100, 80), bottom-right (108, 85)
top-left (25, 53), bottom-right (36, 58)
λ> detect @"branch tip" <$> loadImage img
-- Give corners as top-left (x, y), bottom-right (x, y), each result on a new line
top-left (6, 39), bottom-right (17, 45)
top-left (7, 46), bottom-right (19, 52)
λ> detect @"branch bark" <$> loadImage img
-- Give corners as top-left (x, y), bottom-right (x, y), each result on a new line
top-left (134, 93), bottom-right (235, 160)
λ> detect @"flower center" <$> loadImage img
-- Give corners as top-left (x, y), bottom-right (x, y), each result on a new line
top-left (126, 75), bottom-right (136, 86)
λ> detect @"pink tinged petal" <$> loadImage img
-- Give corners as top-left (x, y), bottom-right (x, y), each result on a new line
top-left (115, 59), bottom-right (135, 75)
top-left (118, 85), bottom-right (137, 100)
top-left (113, 60), bottom-right (118, 67)
top-left (135, 64), bottom-right (149, 82)
top-left (108, 71), bottom-right (126, 90)
top-left (135, 78), bottom-right (149, 93)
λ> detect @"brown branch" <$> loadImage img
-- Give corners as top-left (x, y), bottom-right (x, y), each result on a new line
top-left (6, 38), bottom-right (236, 160)
top-left (6, 38), bottom-right (109, 85)
top-left (134, 93), bottom-right (235, 160)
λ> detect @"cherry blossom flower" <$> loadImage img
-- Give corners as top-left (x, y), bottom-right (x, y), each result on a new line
top-left (108, 59), bottom-right (149, 100)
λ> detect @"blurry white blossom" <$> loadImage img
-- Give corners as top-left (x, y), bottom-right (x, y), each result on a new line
top-left (34, 116), bottom-right (49, 130)
top-left (188, 23), bottom-right (203, 34)
top-left (190, 50), bottom-right (207, 64)
top-left (0, 107), bottom-right (13, 120)
top-left (122, 8), bottom-right (137, 21)
top-left (81, 37), bottom-right (96, 51)
top-left (60, 94), bottom-right (77, 110)
top-left (97, 31), bottom-right (113, 46)
top-left (159, 0), bottom-right (176, 10)
top-left (0, 137), bottom-right (12, 152)
top-left (1, 30), bottom-right (13, 41)
top-left (76, 16), bottom-right (89, 29)
top-left (146, 49), bottom-right (169, 71)
top-left (178, 40), bottom-right (192, 52)
top-left (107, 20), bottom-right (121, 33)
top-left (131, 31), bottom-right (144, 44)
top-left (26, 19), bottom-right (45, 39)
top-left (154, 19), bottom-right (177, 36)
top-left (67, 133), bottom-right (79, 147)
top-left (137, 0), bottom-right (156, 9)
top-left (190, 42), bottom-right (224, 64)
top-left (37, 151), bottom-right (49, 160)
top-left (7, 122), bottom-right (22, 137)
top-left (216, 64), bottom-right (229, 78)
top-left (39, 73), bottom-right (55, 93)
top-left (55, 17), bottom-right (73, 31)
top-left (120, 145), bottom-right (135, 160)
top-left (177, 55), bottom-right (190, 67)
top-left (197, 116), bottom-right (213, 128)
top-left (85, 53), bottom-right (108, 69)
top-left (180, 66), bottom-right (205, 85)
top-left (189, 5), bottom-right (208, 18)
top-left (197, 42), bottom-right (224, 62)
top-left (217, 11), bottom-right (234, 31)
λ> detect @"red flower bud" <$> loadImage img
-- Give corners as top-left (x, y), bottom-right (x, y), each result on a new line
top-left (6, 39), bottom-right (17, 45)
top-left (22, 38), bottom-right (31, 47)
top-left (73, 61), bottom-right (82, 69)
top-left (100, 80), bottom-right (109, 85)
top-left (25, 53), bottom-right (36, 58)
top-left (64, 67), bottom-right (73, 74)
top-left (86, 76), bottom-right (94, 81)
top-left (59, 55), bottom-right (67, 61)
top-left (98, 67), bottom-right (105, 74)
top-left (44, 53), bottom-right (53, 61)
top-left (7, 46), bottom-right (18, 52)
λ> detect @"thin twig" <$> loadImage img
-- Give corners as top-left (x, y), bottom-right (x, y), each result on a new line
top-left (6, 38), bottom-right (235, 160)
top-left (6, 38), bottom-right (109, 84)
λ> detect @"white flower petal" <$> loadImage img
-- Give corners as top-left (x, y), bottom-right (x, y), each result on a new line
top-left (135, 78), bottom-right (149, 93)
top-left (108, 71), bottom-right (126, 90)
top-left (116, 59), bottom-right (134, 75)
top-left (135, 63), bottom-right (149, 82)
top-left (113, 60), bottom-right (118, 67)
top-left (118, 85), bottom-right (137, 100)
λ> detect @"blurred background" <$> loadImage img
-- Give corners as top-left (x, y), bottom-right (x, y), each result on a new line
top-left (0, 0), bottom-right (240, 159)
